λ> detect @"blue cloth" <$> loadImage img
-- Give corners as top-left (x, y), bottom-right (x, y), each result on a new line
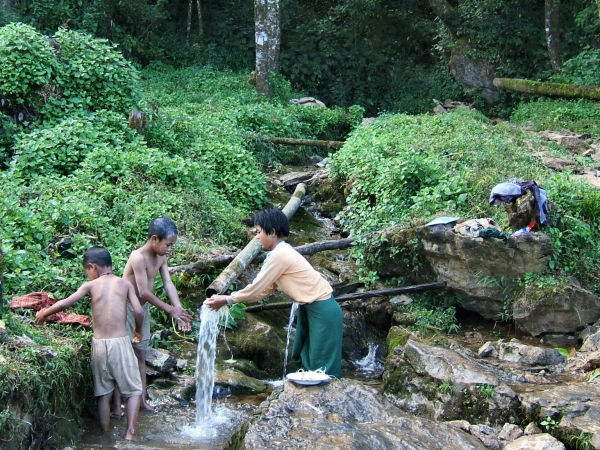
top-left (489, 179), bottom-right (549, 226)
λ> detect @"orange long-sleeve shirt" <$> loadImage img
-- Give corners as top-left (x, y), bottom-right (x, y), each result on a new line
top-left (230, 242), bottom-right (333, 305)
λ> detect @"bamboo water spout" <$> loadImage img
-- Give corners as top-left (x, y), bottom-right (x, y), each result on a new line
top-left (205, 183), bottom-right (306, 298)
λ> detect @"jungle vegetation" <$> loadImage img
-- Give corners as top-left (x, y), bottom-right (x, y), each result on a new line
top-left (1, 1), bottom-right (600, 447)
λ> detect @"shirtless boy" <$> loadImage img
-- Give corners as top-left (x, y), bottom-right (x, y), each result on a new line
top-left (35, 246), bottom-right (144, 441)
top-left (113, 217), bottom-right (192, 412)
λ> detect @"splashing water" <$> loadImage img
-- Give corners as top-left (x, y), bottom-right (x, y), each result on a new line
top-left (282, 302), bottom-right (299, 378)
top-left (354, 342), bottom-right (384, 376)
top-left (194, 304), bottom-right (228, 423)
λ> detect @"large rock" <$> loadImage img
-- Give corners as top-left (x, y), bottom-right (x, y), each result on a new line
top-left (235, 379), bottom-right (485, 449)
top-left (518, 382), bottom-right (600, 446)
top-left (513, 283), bottom-right (600, 337)
top-left (220, 312), bottom-right (288, 378)
top-left (503, 433), bottom-right (565, 450)
top-left (384, 337), bottom-right (520, 424)
top-left (417, 225), bottom-right (553, 319)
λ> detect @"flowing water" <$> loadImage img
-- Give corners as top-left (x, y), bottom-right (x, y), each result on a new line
top-left (183, 304), bottom-right (229, 434)
top-left (353, 342), bottom-right (384, 378)
top-left (282, 301), bottom-right (299, 378)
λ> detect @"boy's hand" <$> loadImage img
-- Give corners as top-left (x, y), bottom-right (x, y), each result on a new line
top-left (170, 305), bottom-right (192, 332)
top-left (34, 309), bottom-right (48, 325)
top-left (132, 330), bottom-right (142, 344)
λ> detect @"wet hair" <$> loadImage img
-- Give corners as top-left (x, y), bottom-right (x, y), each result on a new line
top-left (253, 208), bottom-right (289, 238)
top-left (148, 216), bottom-right (178, 240)
top-left (83, 246), bottom-right (112, 268)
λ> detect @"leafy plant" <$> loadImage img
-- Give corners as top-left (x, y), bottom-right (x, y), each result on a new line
top-left (438, 381), bottom-right (454, 395)
top-left (0, 23), bottom-right (55, 101)
top-left (570, 431), bottom-right (593, 450)
top-left (540, 415), bottom-right (560, 432)
top-left (476, 383), bottom-right (495, 398)
top-left (219, 303), bottom-right (247, 329)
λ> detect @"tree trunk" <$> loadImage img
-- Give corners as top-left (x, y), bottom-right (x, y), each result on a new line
top-left (205, 183), bottom-right (306, 297)
top-left (244, 282), bottom-right (447, 312)
top-left (545, 0), bottom-right (562, 73)
top-left (426, 0), bottom-right (497, 103)
top-left (196, 0), bottom-right (204, 38)
top-left (254, 0), bottom-right (280, 96)
top-left (0, 241), bottom-right (4, 315)
top-left (186, 0), bottom-right (192, 44)
top-left (247, 135), bottom-right (344, 149)
top-left (493, 77), bottom-right (600, 100)
top-left (170, 234), bottom-right (370, 275)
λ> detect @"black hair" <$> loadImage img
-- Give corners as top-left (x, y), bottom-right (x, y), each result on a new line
top-left (83, 246), bottom-right (112, 268)
top-left (148, 216), bottom-right (178, 240)
top-left (253, 208), bottom-right (289, 238)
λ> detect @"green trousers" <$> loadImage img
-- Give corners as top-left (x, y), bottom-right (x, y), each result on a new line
top-left (291, 295), bottom-right (343, 378)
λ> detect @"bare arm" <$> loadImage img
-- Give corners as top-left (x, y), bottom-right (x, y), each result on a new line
top-left (127, 281), bottom-right (144, 343)
top-left (35, 283), bottom-right (90, 324)
top-left (160, 262), bottom-right (192, 331)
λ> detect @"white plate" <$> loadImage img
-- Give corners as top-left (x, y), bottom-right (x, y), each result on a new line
top-left (286, 371), bottom-right (331, 385)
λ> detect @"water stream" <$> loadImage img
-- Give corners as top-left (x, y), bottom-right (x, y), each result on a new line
top-left (282, 301), bottom-right (299, 379)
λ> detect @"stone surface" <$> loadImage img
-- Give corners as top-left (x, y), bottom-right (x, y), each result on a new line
top-left (145, 347), bottom-right (176, 373)
top-left (496, 339), bottom-right (565, 366)
top-left (581, 329), bottom-right (600, 352)
top-left (518, 382), bottom-right (600, 444)
top-left (513, 284), bottom-right (600, 336)
top-left (498, 423), bottom-right (523, 442)
top-left (238, 379), bottom-right (485, 449)
top-left (503, 433), bottom-right (565, 450)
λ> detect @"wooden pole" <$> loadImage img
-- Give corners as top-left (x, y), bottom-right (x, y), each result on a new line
top-left (205, 183), bottom-right (306, 297)
top-left (170, 235), bottom-right (370, 275)
top-left (243, 282), bottom-right (447, 312)
top-left (493, 77), bottom-right (600, 100)
top-left (247, 135), bottom-right (345, 150)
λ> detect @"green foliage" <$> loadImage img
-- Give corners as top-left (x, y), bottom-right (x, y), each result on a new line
top-left (0, 115), bottom-right (19, 167)
top-left (511, 99), bottom-right (600, 138)
top-left (0, 23), bottom-right (139, 126)
top-left (0, 23), bottom-right (55, 101)
top-left (220, 303), bottom-right (247, 329)
top-left (330, 108), bottom-right (600, 293)
top-left (570, 431), bottom-right (593, 450)
top-left (438, 381), bottom-right (454, 395)
top-left (551, 48), bottom-right (600, 87)
top-left (589, 369), bottom-right (600, 382)
top-left (540, 415), bottom-right (560, 432)
top-left (0, 321), bottom-right (93, 447)
top-left (47, 28), bottom-right (139, 116)
top-left (476, 383), bottom-right (495, 398)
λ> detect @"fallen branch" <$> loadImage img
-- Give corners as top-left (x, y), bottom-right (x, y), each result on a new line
top-left (205, 183), bottom-right (306, 297)
top-left (243, 282), bottom-right (447, 312)
top-left (171, 235), bottom-right (368, 275)
top-left (247, 134), bottom-right (344, 150)
top-left (493, 77), bottom-right (600, 100)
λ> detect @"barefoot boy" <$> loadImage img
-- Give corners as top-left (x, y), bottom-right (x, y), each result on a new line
top-left (35, 246), bottom-right (144, 441)
top-left (113, 217), bottom-right (192, 412)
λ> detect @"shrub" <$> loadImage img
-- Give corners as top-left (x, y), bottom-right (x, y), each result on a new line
top-left (0, 23), bottom-right (55, 101)
top-left (330, 108), bottom-right (600, 292)
top-left (550, 48), bottom-right (600, 87)
top-left (511, 99), bottom-right (600, 138)
top-left (47, 28), bottom-right (139, 116)
top-left (9, 111), bottom-right (139, 180)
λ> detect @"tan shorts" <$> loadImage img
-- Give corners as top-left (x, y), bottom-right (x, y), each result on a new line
top-left (91, 336), bottom-right (142, 397)
top-left (127, 302), bottom-right (151, 352)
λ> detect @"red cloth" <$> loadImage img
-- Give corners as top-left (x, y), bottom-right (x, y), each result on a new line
top-left (10, 291), bottom-right (91, 328)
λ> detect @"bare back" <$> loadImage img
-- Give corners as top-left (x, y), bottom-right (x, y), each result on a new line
top-left (88, 274), bottom-right (135, 339)
top-left (122, 247), bottom-right (166, 305)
